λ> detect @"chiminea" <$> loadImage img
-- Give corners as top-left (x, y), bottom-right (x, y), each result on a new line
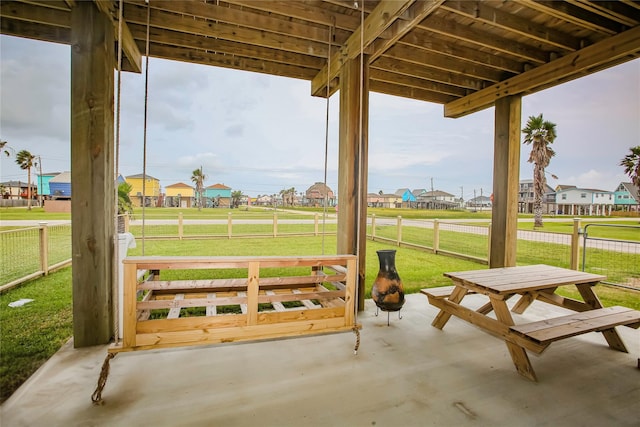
top-left (371, 249), bottom-right (405, 325)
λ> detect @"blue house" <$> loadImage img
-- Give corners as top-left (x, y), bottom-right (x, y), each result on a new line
top-left (49, 171), bottom-right (72, 199)
top-left (204, 183), bottom-right (232, 207)
top-left (36, 171), bottom-right (62, 197)
top-left (613, 182), bottom-right (639, 211)
top-left (395, 188), bottom-right (416, 207)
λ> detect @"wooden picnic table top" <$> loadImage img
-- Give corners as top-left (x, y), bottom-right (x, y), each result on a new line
top-left (443, 264), bottom-right (606, 295)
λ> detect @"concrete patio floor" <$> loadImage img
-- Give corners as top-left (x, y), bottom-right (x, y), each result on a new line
top-left (2, 294), bottom-right (639, 427)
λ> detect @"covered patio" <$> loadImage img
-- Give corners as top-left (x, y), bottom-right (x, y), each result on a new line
top-left (3, 294), bottom-right (639, 426)
top-left (2, 1), bottom-right (640, 347)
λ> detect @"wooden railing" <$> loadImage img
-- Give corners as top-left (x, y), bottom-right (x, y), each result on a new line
top-left (112, 255), bottom-right (359, 353)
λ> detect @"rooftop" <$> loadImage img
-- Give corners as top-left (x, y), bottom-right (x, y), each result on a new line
top-left (3, 294), bottom-right (638, 426)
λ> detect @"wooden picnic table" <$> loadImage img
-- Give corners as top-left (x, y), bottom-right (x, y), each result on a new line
top-left (421, 264), bottom-right (640, 381)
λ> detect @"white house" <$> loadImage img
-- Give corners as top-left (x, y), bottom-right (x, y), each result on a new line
top-left (555, 186), bottom-right (615, 216)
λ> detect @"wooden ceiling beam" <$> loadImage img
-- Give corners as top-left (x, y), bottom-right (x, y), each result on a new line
top-left (128, 23), bottom-right (324, 70)
top-left (146, 42), bottom-right (319, 81)
top-left (95, 0), bottom-right (142, 73)
top-left (0, 1), bottom-right (69, 28)
top-left (518, 1), bottom-right (622, 35)
top-left (0, 17), bottom-right (70, 44)
top-left (442, 1), bottom-right (582, 51)
top-left (399, 29), bottom-right (524, 74)
top-left (385, 43), bottom-right (507, 82)
top-left (568, 0), bottom-right (640, 27)
top-left (368, 0), bottom-right (443, 63)
top-left (369, 79), bottom-right (457, 104)
top-left (370, 68), bottom-right (467, 97)
top-left (222, 0), bottom-right (362, 31)
top-left (123, 3), bottom-right (330, 59)
top-left (444, 25), bottom-right (640, 118)
top-left (419, 14), bottom-right (548, 65)
top-left (129, 0), bottom-right (352, 46)
top-left (311, 0), bottom-right (415, 97)
top-left (372, 56), bottom-right (485, 91)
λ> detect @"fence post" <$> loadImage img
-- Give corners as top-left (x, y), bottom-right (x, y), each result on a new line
top-left (273, 213), bottom-right (278, 237)
top-left (228, 212), bottom-right (233, 239)
top-left (487, 224), bottom-right (492, 265)
top-left (314, 213), bottom-right (319, 236)
top-left (178, 212), bottom-right (183, 240)
top-left (433, 219), bottom-right (440, 253)
top-left (39, 222), bottom-right (49, 275)
top-left (371, 214), bottom-right (376, 239)
top-left (570, 217), bottom-right (581, 270)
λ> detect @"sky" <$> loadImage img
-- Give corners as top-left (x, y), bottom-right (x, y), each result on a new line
top-left (1, 35), bottom-right (639, 200)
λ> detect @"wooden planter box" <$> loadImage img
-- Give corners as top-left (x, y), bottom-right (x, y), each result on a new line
top-left (111, 255), bottom-right (359, 353)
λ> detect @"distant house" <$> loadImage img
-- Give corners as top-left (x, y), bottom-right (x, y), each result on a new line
top-left (36, 171), bottom-right (61, 198)
top-left (613, 182), bottom-right (640, 212)
top-left (0, 180), bottom-right (37, 202)
top-left (305, 182), bottom-right (335, 207)
top-left (204, 183), bottom-right (232, 208)
top-left (394, 188), bottom-right (417, 208)
top-left (255, 195), bottom-right (273, 206)
top-left (126, 174), bottom-right (161, 207)
top-left (518, 179), bottom-right (556, 214)
top-left (367, 193), bottom-right (384, 208)
top-left (49, 171), bottom-right (72, 199)
top-left (555, 186), bottom-right (615, 216)
top-left (416, 190), bottom-right (458, 209)
top-left (467, 195), bottom-right (492, 210)
top-left (164, 182), bottom-right (195, 208)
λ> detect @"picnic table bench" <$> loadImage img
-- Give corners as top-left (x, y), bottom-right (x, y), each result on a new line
top-left (421, 265), bottom-right (640, 381)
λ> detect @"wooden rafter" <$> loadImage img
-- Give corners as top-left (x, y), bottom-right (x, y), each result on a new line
top-left (445, 25), bottom-right (640, 118)
top-left (94, 0), bottom-right (141, 73)
top-left (311, 0), bottom-right (416, 97)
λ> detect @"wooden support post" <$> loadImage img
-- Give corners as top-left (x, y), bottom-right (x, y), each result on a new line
top-left (71, 2), bottom-right (115, 347)
top-left (490, 96), bottom-right (521, 268)
top-left (273, 213), bottom-right (278, 237)
top-left (371, 214), bottom-right (376, 239)
top-left (396, 216), bottom-right (402, 246)
top-left (39, 222), bottom-right (49, 275)
top-left (571, 218), bottom-right (581, 270)
top-left (433, 219), bottom-right (440, 253)
top-left (314, 213), bottom-right (319, 236)
top-left (337, 55), bottom-right (369, 311)
top-left (178, 212), bottom-right (183, 240)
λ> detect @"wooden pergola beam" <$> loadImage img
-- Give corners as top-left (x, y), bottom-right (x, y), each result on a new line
top-left (94, 0), bottom-right (142, 73)
top-left (444, 26), bottom-right (640, 118)
top-left (311, 0), bottom-right (415, 97)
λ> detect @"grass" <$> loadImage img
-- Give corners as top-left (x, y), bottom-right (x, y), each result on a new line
top-left (2, 208), bottom-right (639, 404)
top-left (0, 268), bottom-right (73, 403)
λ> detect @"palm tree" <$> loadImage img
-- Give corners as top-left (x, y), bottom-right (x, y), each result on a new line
top-left (620, 146), bottom-right (640, 197)
top-left (522, 114), bottom-right (557, 228)
top-left (1, 140), bottom-right (14, 157)
top-left (231, 190), bottom-right (243, 208)
top-left (15, 149), bottom-right (37, 210)
top-left (191, 167), bottom-right (206, 211)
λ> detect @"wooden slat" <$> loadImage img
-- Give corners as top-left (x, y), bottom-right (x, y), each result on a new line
top-left (265, 291), bottom-right (286, 312)
top-left (205, 292), bottom-right (217, 316)
top-left (510, 306), bottom-right (640, 345)
top-left (166, 293), bottom-right (184, 319)
top-left (420, 285), bottom-right (456, 299)
top-left (292, 289), bottom-right (319, 309)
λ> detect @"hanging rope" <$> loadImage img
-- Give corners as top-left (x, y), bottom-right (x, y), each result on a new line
top-left (91, 352), bottom-right (116, 405)
top-left (141, 0), bottom-right (151, 255)
top-left (321, 18), bottom-right (334, 255)
top-left (112, 0), bottom-right (125, 347)
top-left (353, 0), bottom-right (366, 328)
